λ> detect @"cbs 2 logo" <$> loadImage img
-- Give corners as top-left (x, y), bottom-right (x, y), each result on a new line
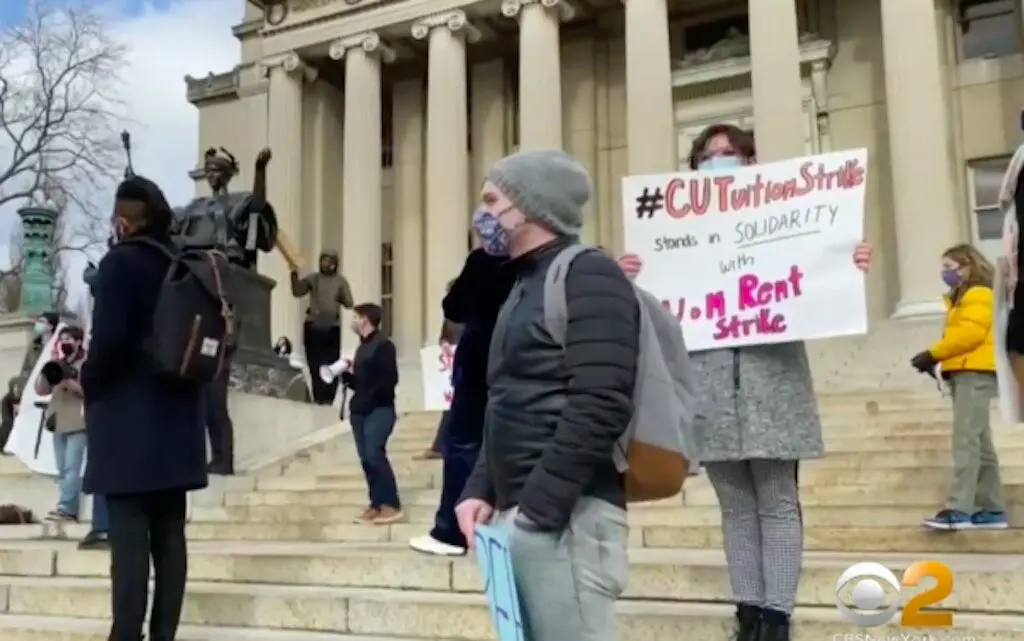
top-left (835, 561), bottom-right (953, 628)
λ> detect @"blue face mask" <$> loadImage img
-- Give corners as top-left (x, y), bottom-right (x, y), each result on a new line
top-left (942, 268), bottom-right (961, 288)
top-left (698, 155), bottom-right (744, 171)
top-left (32, 321), bottom-right (46, 336)
top-left (472, 208), bottom-right (509, 256)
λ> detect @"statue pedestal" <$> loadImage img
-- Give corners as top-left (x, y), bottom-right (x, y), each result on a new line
top-left (225, 265), bottom-right (309, 402)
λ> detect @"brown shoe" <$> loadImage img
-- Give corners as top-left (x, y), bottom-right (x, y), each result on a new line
top-left (413, 449), bottom-right (442, 461)
top-left (371, 506), bottom-right (406, 524)
top-left (353, 507), bottom-right (379, 523)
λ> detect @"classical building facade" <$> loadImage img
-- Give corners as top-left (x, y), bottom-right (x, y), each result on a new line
top-left (187, 0), bottom-right (1024, 359)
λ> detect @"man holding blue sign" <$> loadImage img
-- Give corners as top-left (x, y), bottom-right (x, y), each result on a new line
top-left (455, 150), bottom-right (638, 641)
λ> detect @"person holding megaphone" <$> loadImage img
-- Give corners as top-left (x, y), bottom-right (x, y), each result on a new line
top-left (35, 325), bottom-right (87, 522)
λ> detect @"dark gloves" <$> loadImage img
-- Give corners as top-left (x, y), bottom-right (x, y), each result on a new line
top-left (910, 351), bottom-right (938, 374)
top-left (340, 371), bottom-right (354, 388)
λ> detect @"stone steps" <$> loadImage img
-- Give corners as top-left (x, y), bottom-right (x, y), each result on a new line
top-left (246, 463), bottom-right (1024, 492)
top-left (0, 541), bottom-right (1019, 612)
top-left (5, 369), bottom-right (1024, 639)
top-left (211, 474), bottom-right (1024, 508)
top-left (0, 607), bottom-right (1018, 641)
top-left (0, 540), bottom-right (1021, 639)
top-left (15, 515), bottom-right (1024, 553)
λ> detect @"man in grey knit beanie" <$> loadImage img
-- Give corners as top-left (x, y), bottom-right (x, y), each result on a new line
top-left (458, 151), bottom-right (640, 641)
top-left (485, 148), bottom-right (591, 242)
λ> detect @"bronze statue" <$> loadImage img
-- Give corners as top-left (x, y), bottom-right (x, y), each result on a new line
top-left (168, 142), bottom-right (280, 270)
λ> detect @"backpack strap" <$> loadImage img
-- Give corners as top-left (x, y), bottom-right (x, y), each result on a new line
top-left (119, 236), bottom-right (177, 260)
top-left (543, 244), bottom-right (597, 345)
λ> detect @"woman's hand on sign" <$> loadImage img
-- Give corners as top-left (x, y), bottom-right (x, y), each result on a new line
top-left (455, 498), bottom-right (493, 549)
top-left (617, 253), bottom-right (643, 281)
top-left (853, 243), bottom-right (873, 272)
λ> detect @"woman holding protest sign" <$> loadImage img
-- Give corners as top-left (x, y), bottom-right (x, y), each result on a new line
top-left (618, 123), bottom-right (872, 641)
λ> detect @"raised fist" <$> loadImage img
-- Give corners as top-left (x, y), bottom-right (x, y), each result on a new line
top-left (255, 148), bottom-right (272, 169)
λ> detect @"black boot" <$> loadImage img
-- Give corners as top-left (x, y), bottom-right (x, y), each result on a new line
top-left (734, 604), bottom-right (761, 641)
top-left (759, 608), bottom-right (791, 641)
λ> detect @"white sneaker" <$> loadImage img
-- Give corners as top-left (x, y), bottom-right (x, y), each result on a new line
top-left (409, 534), bottom-right (466, 556)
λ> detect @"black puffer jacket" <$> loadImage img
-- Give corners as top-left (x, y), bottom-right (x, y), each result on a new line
top-left (460, 239), bottom-right (639, 531)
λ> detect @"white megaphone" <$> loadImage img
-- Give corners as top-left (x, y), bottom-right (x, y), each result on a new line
top-left (319, 358), bottom-right (350, 383)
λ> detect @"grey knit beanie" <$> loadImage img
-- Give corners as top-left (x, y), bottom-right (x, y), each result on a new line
top-left (487, 149), bottom-right (590, 236)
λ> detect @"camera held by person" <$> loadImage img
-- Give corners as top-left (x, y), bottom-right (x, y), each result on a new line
top-left (41, 329), bottom-right (85, 388)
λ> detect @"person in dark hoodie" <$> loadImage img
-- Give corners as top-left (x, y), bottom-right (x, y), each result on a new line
top-left (82, 175), bottom-right (207, 641)
top-left (292, 249), bottom-right (355, 404)
top-left (408, 215), bottom-right (516, 556)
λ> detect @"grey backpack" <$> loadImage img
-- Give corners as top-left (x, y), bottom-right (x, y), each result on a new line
top-left (543, 245), bottom-right (701, 502)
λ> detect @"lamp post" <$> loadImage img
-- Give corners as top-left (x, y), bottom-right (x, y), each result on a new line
top-left (16, 200), bottom-right (58, 316)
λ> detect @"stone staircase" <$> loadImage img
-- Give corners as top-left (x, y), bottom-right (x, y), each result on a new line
top-left (0, 385), bottom-right (1021, 639)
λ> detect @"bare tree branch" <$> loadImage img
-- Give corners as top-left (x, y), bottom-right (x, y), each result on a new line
top-left (0, 0), bottom-right (126, 311)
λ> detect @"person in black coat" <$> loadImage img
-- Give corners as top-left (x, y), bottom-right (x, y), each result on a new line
top-left (408, 239), bottom-right (516, 555)
top-left (82, 175), bottom-right (207, 641)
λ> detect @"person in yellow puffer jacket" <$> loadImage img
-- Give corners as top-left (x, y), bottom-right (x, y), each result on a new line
top-left (911, 243), bottom-right (1007, 531)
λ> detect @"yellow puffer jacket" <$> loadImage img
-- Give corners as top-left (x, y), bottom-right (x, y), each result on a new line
top-left (929, 285), bottom-right (995, 373)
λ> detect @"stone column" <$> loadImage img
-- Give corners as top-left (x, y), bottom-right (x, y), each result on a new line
top-left (502, 0), bottom-right (571, 150)
top-left (881, 0), bottom-right (959, 318)
top-left (261, 52), bottom-right (316, 343)
top-left (329, 33), bottom-right (393, 312)
top-left (623, 0), bottom-right (676, 173)
top-left (470, 59), bottom-right (507, 194)
top-left (391, 77), bottom-right (426, 355)
top-left (748, 0), bottom-right (805, 161)
top-left (413, 11), bottom-right (476, 330)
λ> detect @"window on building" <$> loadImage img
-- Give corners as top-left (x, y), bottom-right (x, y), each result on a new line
top-left (382, 85), bottom-right (394, 168)
top-left (506, 59), bottom-right (519, 150)
top-left (967, 156), bottom-right (1009, 243)
top-left (679, 14), bottom-right (749, 55)
top-left (958, 0), bottom-right (1021, 61)
top-left (381, 241), bottom-right (393, 338)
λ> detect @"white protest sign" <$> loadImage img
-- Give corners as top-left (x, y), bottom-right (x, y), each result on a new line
top-left (622, 149), bottom-right (869, 351)
top-left (420, 342), bottom-right (457, 411)
top-left (5, 325), bottom-right (66, 476)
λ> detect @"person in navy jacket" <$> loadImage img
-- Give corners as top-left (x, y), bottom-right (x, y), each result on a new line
top-left (408, 226), bottom-right (516, 556)
top-left (82, 175), bottom-right (207, 641)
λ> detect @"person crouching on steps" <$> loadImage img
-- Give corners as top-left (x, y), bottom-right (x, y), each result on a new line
top-left (911, 243), bottom-right (1007, 531)
top-left (341, 303), bottom-right (403, 525)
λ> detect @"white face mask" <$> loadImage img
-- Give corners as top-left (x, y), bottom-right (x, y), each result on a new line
top-left (698, 155), bottom-right (744, 171)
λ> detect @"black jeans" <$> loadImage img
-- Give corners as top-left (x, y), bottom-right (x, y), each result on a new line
top-left (430, 411), bottom-right (449, 452)
top-left (430, 405), bottom-right (483, 548)
top-left (350, 407), bottom-right (400, 508)
top-left (108, 490), bottom-right (188, 641)
top-left (303, 322), bottom-right (341, 405)
top-left (205, 369), bottom-right (234, 471)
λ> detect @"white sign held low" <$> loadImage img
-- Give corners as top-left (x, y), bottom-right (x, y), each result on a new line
top-left (4, 326), bottom-right (66, 477)
top-left (622, 149), bottom-right (870, 351)
top-left (420, 343), bottom-right (457, 411)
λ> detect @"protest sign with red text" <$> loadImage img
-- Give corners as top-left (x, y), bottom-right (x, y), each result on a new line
top-left (420, 342), bottom-right (458, 410)
top-left (622, 149), bottom-right (869, 351)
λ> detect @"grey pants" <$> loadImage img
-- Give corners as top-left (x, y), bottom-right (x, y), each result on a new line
top-left (947, 372), bottom-right (1004, 513)
top-left (495, 497), bottom-right (629, 641)
top-left (705, 459), bottom-right (802, 614)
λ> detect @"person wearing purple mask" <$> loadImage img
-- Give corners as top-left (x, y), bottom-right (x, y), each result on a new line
top-left (911, 243), bottom-right (1005, 532)
top-left (408, 212), bottom-right (516, 556)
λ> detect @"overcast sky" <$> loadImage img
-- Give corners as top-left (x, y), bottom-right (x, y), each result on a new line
top-left (0, 0), bottom-right (243, 312)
